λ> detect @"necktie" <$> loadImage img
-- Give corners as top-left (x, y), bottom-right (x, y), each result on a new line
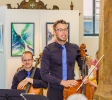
top-left (27, 71), bottom-right (31, 78)
top-left (62, 45), bottom-right (67, 80)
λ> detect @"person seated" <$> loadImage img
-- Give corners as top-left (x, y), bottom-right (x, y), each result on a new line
top-left (86, 55), bottom-right (98, 93)
top-left (11, 51), bottom-right (48, 94)
top-left (93, 50), bottom-right (99, 84)
top-left (67, 94), bottom-right (88, 100)
top-left (88, 80), bottom-right (97, 88)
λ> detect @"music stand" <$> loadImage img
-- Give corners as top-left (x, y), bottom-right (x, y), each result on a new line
top-left (21, 93), bottom-right (50, 100)
top-left (0, 89), bottom-right (25, 100)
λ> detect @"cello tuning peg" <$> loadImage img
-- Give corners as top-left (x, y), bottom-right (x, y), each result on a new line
top-left (84, 49), bottom-right (87, 52)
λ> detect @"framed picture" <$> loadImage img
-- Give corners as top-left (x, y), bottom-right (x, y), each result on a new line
top-left (0, 23), bottom-right (3, 52)
top-left (11, 23), bottom-right (34, 57)
top-left (46, 22), bottom-right (70, 45)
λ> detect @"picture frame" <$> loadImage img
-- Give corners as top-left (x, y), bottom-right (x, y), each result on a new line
top-left (46, 22), bottom-right (70, 45)
top-left (11, 23), bottom-right (35, 57)
top-left (0, 23), bottom-right (3, 52)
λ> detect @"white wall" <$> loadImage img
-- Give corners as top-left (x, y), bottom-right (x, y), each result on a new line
top-left (0, 0), bottom-right (99, 57)
top-left (5, 8), bottom-right (79, 88)
top-left (79, 0), bottom-right (99, 59)
top-left (0, 6), bottom-right (7, 89)
top-left (39, 10), bottom-right (79, 50)
top-left (80, 37), bottom-right (99, 59)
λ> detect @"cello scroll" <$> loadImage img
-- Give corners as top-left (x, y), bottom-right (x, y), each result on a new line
top-left (79, 43), bottom-right (87, 60)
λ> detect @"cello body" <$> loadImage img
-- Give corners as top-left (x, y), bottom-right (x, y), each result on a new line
top-left (85, 83), bottom-right (93, 100)
top-left (17, 81), bottom-right (43, 95)
top-left (63, 81), bottom-right (93, 100)
top-left (63, 44), bottom-right (93, 100)
top-left (63, 80), bottom-right (82, 99)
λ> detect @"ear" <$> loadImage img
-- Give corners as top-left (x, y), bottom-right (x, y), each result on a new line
top-left (32, 58), bottom-right (34, 61)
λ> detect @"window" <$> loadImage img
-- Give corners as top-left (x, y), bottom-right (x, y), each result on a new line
top-left (83, 0), bottom-right (100, 36)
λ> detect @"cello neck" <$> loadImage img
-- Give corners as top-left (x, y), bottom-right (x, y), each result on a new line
top-left (25, 57), bottom-right (40, 93)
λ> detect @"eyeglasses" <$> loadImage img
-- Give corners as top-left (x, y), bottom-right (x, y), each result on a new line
top-left (55, 28), bottom-right (68, 33)
top-left (22, 59), bottom-right (33, 62)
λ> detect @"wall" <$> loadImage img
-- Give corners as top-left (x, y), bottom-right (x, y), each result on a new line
top-left (0, 6), bottom-right (7, 88)
top-left (39, 10), bottom-right (79, 50)
top-left (78, 0), bottom-right (99, 59)
top-left (4, 8), bottom-right (79, 88)
top-left (0, 0), bottom-right (99, 58)
top-left (80, 37), bottom-right (99, 59)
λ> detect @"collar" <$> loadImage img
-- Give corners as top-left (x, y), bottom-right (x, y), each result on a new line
top-left (23, 67), bottom-right (34, 73)
top-left (55, 42), bottom-right (69, 48)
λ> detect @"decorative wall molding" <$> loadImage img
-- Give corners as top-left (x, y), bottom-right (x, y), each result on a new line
top-left (6, 0), bottom-right (80, 15)
top-left (6, 0), bottom-right (59, 10)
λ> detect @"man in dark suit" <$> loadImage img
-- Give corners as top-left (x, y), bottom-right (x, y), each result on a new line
top-left (11, 51), bottom-right (48, 94)
top-left (40, 19), bottom-right (86, 100)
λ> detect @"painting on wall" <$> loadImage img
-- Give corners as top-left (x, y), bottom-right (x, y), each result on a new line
top-left (0, 23), bottom-right (3, 52)
top-left (11, 23), bottom-right (34, 56)
top-left (46, 22), bottom-right (70, 45)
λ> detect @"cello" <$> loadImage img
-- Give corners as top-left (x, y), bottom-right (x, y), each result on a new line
top-left (17, 53), bottom-right (43, 95)
top-left (63, 43), bottom-right (87, 99)
top-left (63, 43), bottom-right (104, 100)
top-left (63, 44), bottom-right (95, 100)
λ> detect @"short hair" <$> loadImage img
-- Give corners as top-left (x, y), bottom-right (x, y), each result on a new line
top-left (67, 94), bottom-right (88, 100)
top-left (53, 19), bottom-right (67, 31)
top-left (22, 51), bottom-right (33, 60)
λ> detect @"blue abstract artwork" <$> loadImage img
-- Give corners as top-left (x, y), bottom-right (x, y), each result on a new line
top-left (11, 23), bottom-right (34, 56)
top-left (46, 23), bottom-right (55, 45)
